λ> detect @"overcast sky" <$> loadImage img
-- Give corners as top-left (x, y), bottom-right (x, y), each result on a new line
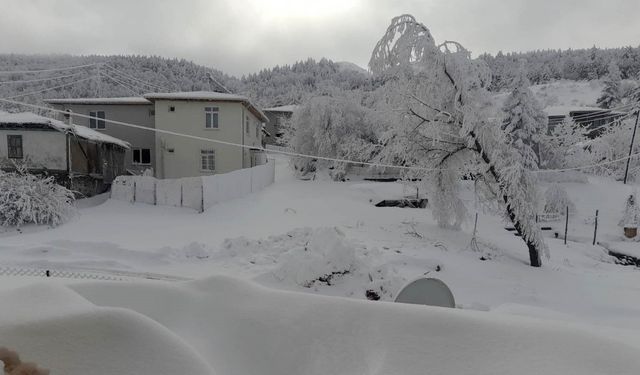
top-left (1, 0), bottom-right (639, 76)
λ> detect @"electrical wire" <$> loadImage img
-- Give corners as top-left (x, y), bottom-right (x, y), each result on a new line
top-left (0, 71), bottom-right (88, 85)
top-left (102, 64), bottom-right (171, 92)
top-left (99, 72), bottom-right (142, 96)
top-left (0, 63), bottom-right (100, 75)
top-left (2, 97), bottom-right (640, 174)
top-left (1, 77), bottom-right (97, 100)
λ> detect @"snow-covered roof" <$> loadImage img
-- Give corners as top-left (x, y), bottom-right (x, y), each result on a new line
top-left (143, 91), bottom-right (248, 102)
top-left (0, 111), bottom-right (130, 149)
top-left (263, 104), bottom-right (298, 113)
top-left (144, 91), bottom-right (269, 122)
top-left (543, 105), bottom-right (625, 117)
top-left (45, 97), bottom-right (151, 105)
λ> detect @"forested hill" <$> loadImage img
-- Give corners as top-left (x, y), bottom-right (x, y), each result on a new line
top-left (0, 55), bottom-right (371, 110)
top-left (1, 45), bottom-right (640, 111)
top-left (480, 45), bottom-right (640, 91)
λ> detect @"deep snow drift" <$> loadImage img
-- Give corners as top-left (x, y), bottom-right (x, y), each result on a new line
top-left (3, 276), bottom-right (640, 375)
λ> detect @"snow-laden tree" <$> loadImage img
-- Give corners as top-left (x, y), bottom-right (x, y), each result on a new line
top-left (539, 117), bottom-right (588, 169)
top-left (619, 193), bottom-right (640, 228)
top-left (543, 183), bottom-right (575, 216)
top-left (0, 165), bottom-right (75, 227)
top-left (369, 14), bottom-right (547, 267)
top-left (501, 64), bottom-right (547, 170)
top-left (289, 92), bottom-right (380, 181)
top-left (597, 60), bottom-right (622, 109)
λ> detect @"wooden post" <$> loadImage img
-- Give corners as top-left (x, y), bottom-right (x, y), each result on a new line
top-left (180, 184), bottom-right (183, 207)
top-left (132, 181), bottom-right (136, 204)
top-left (154, 182), bottom-right (157, 206)
top-left (564, 206), bottom-right (569, 245)
top-left (623, 111), bottom-right (639, 185)
top-left (200, 183), bottom-right (204, 213)
top-left (593, 209), bottom-right (599, 246)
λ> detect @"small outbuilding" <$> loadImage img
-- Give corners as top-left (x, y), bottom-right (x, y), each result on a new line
top-left (0, 111), bottom-right (129, 196)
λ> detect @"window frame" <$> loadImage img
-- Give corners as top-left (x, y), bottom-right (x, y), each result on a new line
top-left (132, 147), bottom-right (152, 165)
top-left (200, 149), bottom-right (215, 172)
top-left (7, 135), bottom-right (23, 159)
top-left (205, 107), bottom-right (219, 129)
top-left (89, 111), bottom-right (106, 130)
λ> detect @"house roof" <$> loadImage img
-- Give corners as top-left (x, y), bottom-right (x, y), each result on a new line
top-left (44, 97), bottom-right (151, 105)
top-left (143, 91), bottom-right (269, 122)
top-left (263, 104), bottom-right (298, 113)
top-left (0, 111), bottom-right (130, 149)
top-left (543, 105), bottom-right (626, 117)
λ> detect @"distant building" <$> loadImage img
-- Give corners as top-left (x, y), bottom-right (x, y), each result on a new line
top-left (0, 111), bottom-right (129, 196)
top-left (45, 97), bottom-right (155, 174)
top-left (263, 105), bottom-right (297, 146)
top-left (46, 91), bottom-right (269, 180)
top-left (544, 106), bottom-right (626, 138)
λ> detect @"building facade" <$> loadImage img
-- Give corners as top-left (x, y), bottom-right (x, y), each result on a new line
top-left (263, 105), bottom-right (297, 146)
top-left (45, 97), bottom-right (155, 174)
top-left (0, 112), bottom-right (129, 196)
top-left (144, 92), bottom-right (267, 179)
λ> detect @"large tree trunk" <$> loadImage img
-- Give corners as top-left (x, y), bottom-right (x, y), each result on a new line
top-left (469, 131), bottom-right (542, 267)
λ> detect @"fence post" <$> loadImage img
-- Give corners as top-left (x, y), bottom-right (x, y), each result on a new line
top-left (200, 183), bottom-right (204, 213)
top-left (132, 181), bottom-right (136, 204)
top-left (180, 183), bottom-right (183, 207)
top-left (593, 209), bottom-right (599, 245)
top-left (564, 206), bottom-right (569, 245)
top-left (154, 182), bottom-right (157, 206)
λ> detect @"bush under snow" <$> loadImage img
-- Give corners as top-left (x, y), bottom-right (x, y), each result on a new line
top-left (543, 183), bottom-right (575, 217)
top-left (0, 167), bottom-right (75, 227)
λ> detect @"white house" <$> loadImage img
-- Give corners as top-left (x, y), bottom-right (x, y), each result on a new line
top-left (143, 91), bottom-right (268, 179)
top-left (0, 111), bottom-right (129, 196)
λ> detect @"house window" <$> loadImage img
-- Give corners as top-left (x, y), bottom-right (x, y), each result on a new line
top-left (245, 115), bottom-right (250, 134)
top-left (201, 149), bottom-right (215, 171)
top-left (89, 111), bottom-right (106, 129)
top-left (132, 148), bottom-right (151, 165)
top-left (205, 107), bottom-right (219, 129)
top-left (7, 135), bottom-right (23, 159)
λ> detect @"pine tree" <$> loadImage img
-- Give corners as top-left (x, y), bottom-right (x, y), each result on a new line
top-left (501, 64), bottom-right (548, 170)
top-left (597, 60), bottom-right (622, 109)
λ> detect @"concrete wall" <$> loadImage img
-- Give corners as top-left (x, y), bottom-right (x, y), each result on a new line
top-left (0, 129), bottom-right (67, 170)
top-left (153, 100), bottom-right (263, 179)
top-left (50, 103), bottom-right (155, 173)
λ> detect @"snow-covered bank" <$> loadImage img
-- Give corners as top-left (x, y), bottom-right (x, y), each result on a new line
top-left (3, 276), bottom-right (640, 375)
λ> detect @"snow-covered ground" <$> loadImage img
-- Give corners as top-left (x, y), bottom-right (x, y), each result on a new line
top-left (2, 156), bottom-right (640, 374)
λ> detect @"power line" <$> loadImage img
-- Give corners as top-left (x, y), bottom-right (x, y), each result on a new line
top-left (3, 97), bottom-right (640, 175)
top-left (0, 63), bottom-right (100, 75)
top-left (99, 72), bottom-right (142, 96)
top-left (0, 71), bottom-right (88, 85)
top-left (0, 98), bottom-right (440, 172)
top-left (102, 64), bottom-right (171, 92)
top-left (1, 76), bottom-right (97, 100)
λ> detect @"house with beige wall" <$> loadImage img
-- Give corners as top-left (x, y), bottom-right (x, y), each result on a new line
top-left (144, 92), bottom-right (267, 179)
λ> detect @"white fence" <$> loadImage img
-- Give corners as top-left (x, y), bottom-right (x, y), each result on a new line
top-left (111, 160), bottom-right (275, 211)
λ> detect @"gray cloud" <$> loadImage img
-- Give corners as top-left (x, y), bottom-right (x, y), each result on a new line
top-left (1, 0), bottom-right (639, 76)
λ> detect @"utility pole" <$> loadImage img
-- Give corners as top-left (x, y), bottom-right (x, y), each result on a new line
top-left (623, 110), bottom-right (640, 185)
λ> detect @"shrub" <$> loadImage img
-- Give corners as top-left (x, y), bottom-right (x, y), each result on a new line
top-left (0, 166), bottom-right (75, 227)
top-left (543, 183), bottom-right (575, 216)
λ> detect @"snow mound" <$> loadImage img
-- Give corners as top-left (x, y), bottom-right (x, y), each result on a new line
top-left (65, 276), bottom-right (640, 375)
top-left (221, 227), bottom-right (405, 300)
top-left (0, 283), bottom-right (214, 375)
